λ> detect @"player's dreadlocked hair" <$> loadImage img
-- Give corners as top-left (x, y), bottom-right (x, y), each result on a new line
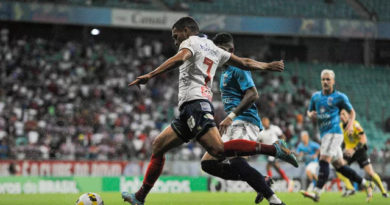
top-left (172, 17), bottom-right (199, 33)
top-left (213, 32), bottom-right (234, 45)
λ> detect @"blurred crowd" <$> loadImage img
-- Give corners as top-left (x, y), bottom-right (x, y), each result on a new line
top-left (1, 27), bottom-right (390, 165)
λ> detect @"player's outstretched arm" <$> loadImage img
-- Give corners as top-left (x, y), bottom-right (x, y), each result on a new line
top-left (226, 54), bottom-right (284, 72)
top-left (219, 87), bottom-right (259, 134)
top-left (128, 48), bottom-right (193, 87)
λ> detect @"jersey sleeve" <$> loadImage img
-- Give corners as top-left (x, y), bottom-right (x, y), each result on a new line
top-left (179, 38), bottom-right (195, 56)
top-left (308, 93), bottom-right (316, 112)
top-left (233, 68), bottom-right (256, 92)
top-left (217, 47), bottom-right (231, 67)
top-left (354, 121), bottom-right (364, 134)
top-left (339, 93), bottom-right (353, 111)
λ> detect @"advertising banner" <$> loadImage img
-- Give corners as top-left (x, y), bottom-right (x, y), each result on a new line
top-left (0, 160), bottom-right (128, 176)
top-left (0, 176), bottom-right (208, 194)
top-left (111, 9), bottom-right (186, 29)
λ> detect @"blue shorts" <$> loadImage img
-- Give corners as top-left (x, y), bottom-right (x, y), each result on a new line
top-left (171, 99), bottom-right (216, 142)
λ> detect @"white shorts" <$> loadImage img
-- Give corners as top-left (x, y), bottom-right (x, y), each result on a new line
top-left (221, 120), bottom-right (261, 142)
top-left (306, 161), bottom-right (319, 175)
top-left (320, 133), bottom-right (343, 160)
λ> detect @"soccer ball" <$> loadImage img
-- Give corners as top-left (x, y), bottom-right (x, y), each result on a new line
top-left (75, 192), bottom-right (104, 205)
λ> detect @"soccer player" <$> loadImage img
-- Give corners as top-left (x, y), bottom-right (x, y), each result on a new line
top-left (122, 17), bottom-right (298, 205)
top-left (296, 131), bottom-right (320, 192)
top-left (200, 32), bottom-right (285, 205)
top-left (259, 117), bottom-right (294, 192)
top-left (302, 69), bottom-right (374, 202)
top-left (339, 109), bottom-right (389, 197)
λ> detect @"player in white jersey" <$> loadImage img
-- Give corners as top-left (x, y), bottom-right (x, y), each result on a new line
top-left (259, 117), bottom-right (294, 192)
top-left (122, 17), bottom-right (297, 205)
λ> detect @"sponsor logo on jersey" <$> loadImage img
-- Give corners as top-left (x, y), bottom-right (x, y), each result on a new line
top-left (327, 97), bottom-right (333, 106)
top-left (187, 116), bottom-right (195, 131)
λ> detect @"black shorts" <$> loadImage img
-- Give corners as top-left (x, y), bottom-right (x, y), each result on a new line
top-left (171, 99), bottom-right (216, 143)
top-left (344, 148), bottom-right (370, 168)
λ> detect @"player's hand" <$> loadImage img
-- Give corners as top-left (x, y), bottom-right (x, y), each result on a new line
top-left (266, 60), bottom-right (284, 72)
top-left (307, 111), bottom-right (317, 119)
top-left (345, 123), bottom-right (354, 135)
top-left (128, 73), bottom-right (152, 88)
top-left (219, 117), bottom-right (233, 135)
top-left (344, 149), bottom-right (355, 157)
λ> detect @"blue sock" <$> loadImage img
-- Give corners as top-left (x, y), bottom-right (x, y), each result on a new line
top-left (336, 165), bottom-right (363, 184)
top-left (316, 160), bottom-right (330, 189)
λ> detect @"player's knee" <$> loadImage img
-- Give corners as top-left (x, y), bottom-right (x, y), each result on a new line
top-left (151, 137), bottom-right (164, 156)
top-left (208, 145), bottom-right (224, 159)
top-left (201, 160), bottom-right (217, 174)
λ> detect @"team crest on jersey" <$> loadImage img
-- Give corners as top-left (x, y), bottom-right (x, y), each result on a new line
top-left (327, 97), bottom-right (333, 106)
top-left (187, 116), bottom-right (195, 131)
top-left (204, 113), bottom-right (214, 120)
top-left (320, 106), bottom-right (326, 113)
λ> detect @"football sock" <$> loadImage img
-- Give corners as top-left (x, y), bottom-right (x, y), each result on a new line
top-left (336, 172), bottom-right (354, 190)
top-left (223, 139), bottom-right (276, 157)
top-left (135, 154), bottom-right (165, 202)
top-left (201, 160), bottom-right (241, 180)
top-left (229, 157), bottom-right (275, 198)
top-left (267, 169), bottom-right (273, 177)
top-left (336, 165), bottom-right (363, 184)
top-left (278, 168), bottom-right (289, 182)
top-left (372, 173), bottom-right (386, 193)
top-left (316, 160), bottom-right (330, 189)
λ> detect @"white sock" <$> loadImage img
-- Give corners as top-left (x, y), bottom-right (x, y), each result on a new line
top-left (361, 178), bottom-right (367, 186)
top-left (313, 187), bottom-right (322, 194)
top-left (268, 194), bottom-right (282, 204)
top-left (308, 183), bottom-right (314, 191)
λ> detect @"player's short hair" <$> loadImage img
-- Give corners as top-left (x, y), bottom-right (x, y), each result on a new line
top-left (212, 32), bottom-right (234, 46)
top-left (321, 69), bottom-right (335, 79)
top-left (172, 17), bottom-right (199, 33)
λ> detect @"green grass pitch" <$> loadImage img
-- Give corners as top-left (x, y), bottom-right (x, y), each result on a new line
top-left (1, 192), bottom-right (388, 205)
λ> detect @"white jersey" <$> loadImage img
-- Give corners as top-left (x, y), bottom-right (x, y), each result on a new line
top-left (259, 124), bottom-right (283, 145)
top-left (177, 35), bottom-right (231, 107)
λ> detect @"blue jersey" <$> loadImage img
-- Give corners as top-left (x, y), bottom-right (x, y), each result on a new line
top-left (308, 90), bottom-right (353, 137)
top-left (220, 66), bottom-right (263, 129)
top-left (296, 141), bottom-right (320, 165)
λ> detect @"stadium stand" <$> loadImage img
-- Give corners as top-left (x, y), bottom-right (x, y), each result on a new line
top-left (10, 0), bottom-right (390, 21)
top-left (0, 27), bottom-right (389, 161)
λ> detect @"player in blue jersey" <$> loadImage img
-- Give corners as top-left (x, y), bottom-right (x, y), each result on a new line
top-left (302, 69), bottom-right (374, 202)
top-left (296, 131), bottom-right (320, 191)
top-left (200, 32), bottom-right (286, 205)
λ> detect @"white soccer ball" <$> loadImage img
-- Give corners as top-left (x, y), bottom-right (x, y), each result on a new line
top-left (75, 192), bottom-right (104, 205)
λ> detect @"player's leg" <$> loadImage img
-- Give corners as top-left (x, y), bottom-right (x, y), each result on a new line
top-left (198, 127), bottom-right (284, 204)
top-left (306, 169), bottom-right (315, 191)
top-left (266, 161), bottom-right (273, 177)
top-left (302, 134), bottom-right (335, 201)
top-left (305, 162), bottom-right (318, 191)
top-left (197, 126), bottom-right (296, 166)
top-left (200, 152), bottom-right (241, 180)
top-left (122, 126), bottom-right (184, 204)
top-left (336, 172), bottom-right (355, 196)
top-left (363, 162), bottom-right (388, 197)
top-left (332, 157), bottom-right (374, 201)
top-left (273, 161), bottom-right (293, 192)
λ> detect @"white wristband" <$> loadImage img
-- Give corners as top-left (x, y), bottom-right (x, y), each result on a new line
top-left (227, 112), bottom-right (237, 120)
